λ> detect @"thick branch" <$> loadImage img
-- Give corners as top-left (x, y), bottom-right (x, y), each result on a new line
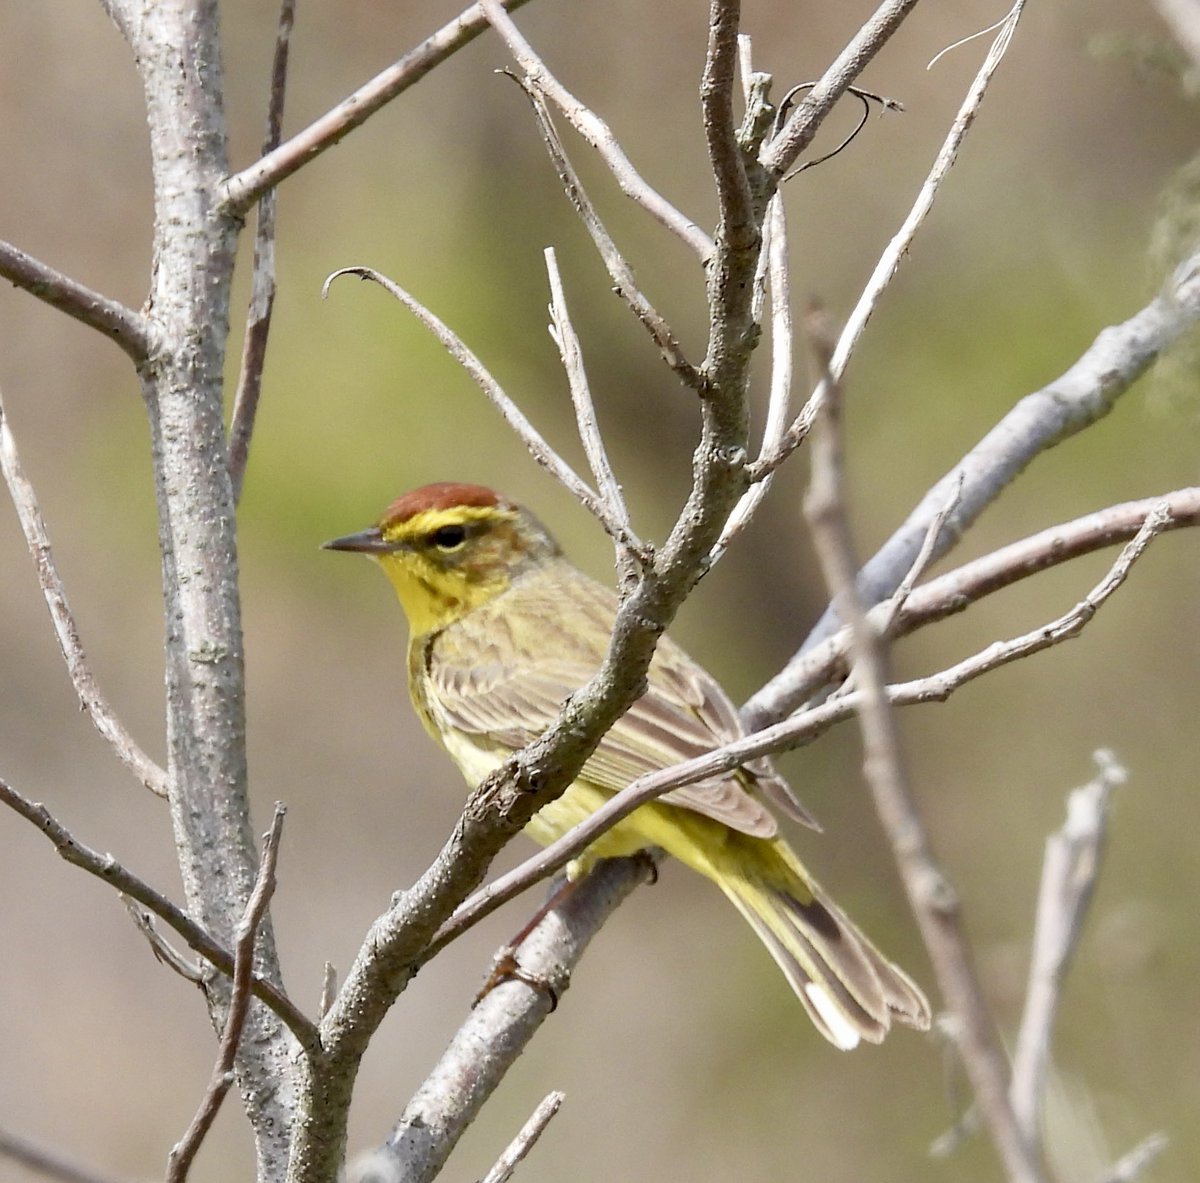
top-left (356, 858), bottom-right (648, 1183)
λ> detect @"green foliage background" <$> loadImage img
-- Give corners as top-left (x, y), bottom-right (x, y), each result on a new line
top-left (0, 2), bottom-right (1196, 1180)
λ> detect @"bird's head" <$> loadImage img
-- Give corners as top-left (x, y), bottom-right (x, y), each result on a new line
top-left (323, 482), bottom-right (560, 635)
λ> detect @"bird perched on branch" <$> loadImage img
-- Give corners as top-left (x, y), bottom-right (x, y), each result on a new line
top-left (324, 481), bottom-right (930, 1049)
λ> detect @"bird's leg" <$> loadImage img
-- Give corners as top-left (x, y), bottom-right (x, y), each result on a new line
top-left (474, 874), bottom-right (579, 1012)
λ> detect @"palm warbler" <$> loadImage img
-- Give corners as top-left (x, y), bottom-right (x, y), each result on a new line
top-left (325, 481), bottom-right (930, 1048)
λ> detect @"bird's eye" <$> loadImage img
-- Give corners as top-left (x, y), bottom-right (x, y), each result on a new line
top-left (429, 524), bottom-right (467, 550)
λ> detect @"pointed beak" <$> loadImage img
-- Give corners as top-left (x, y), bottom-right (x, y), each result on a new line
top-left (321, 526), bottom-right (395, 555)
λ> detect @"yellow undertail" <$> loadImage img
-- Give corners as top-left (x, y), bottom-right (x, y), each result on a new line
top-left (526, 783), bottom-right (931, 1050)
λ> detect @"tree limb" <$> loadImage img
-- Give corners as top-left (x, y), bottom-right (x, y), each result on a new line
top-left (229, 0), bottom-right (295, 504)
top-left (801, 309), bottom-right (1044, 1183)
top-left (0, 776), bottom-right (316, 1046)
top-left (219, 0), bottom-right (534, 217)
top-left (744, 251), bottom-right (1200, 729)
top-left (0, 239), bottom-right (155, 363)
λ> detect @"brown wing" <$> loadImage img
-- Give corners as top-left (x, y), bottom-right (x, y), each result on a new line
top-left (425, 561), bottom-right (811, 838)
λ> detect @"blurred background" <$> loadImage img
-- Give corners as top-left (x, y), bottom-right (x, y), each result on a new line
top-left (0, 1), bottom-right (1197, 1180)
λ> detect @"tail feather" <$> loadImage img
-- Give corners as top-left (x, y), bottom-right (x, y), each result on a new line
top-left (714, 854), bottom-right (932, 1050)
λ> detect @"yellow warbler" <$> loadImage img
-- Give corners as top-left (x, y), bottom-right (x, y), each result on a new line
top-left (325, 482), bottom-right (930, 1048)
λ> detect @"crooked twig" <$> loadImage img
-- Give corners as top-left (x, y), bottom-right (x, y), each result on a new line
top-left (0, 777), bottom-right (315, 1045)
top-left (752, 0), bottom-right (1027, 481)
top-left (760, 0), bottom-right (922, 180)
top-left (229, 0), bottom-right (295, 504)
top-left (167, 806), bottom-right (288, 1183)
top-left (0, 390), bottom-right (168, 797)
top-left (322, 265), bottom-right (628, 541)
top-left (478, 0), bottom-right (712, 260)
top-left (508, 72), bottom-right (700, 387)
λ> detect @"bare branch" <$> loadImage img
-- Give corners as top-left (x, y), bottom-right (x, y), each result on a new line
top-left (478, 0), bottom-right (713, 260)
top-left (801, 307), bottom-right (1044, 1183)
top-left (0, 776), bottom-right (316, 1046)
top-left (543, 247), bottom-right (644, 563)
top-left (701, 0), bottom-right (755, 251)
top-left (0, 1128), bottom-right (126, 1183)
top-left (124, 898), bottom-right (207, 984)
top-left (745, 252), bottom-right (1200, 729)
top-left (770, 488), bottom-right (1200, 705)
top-left (219, 0), bottom-right (534, 216)
top-left (1010, 753), bottom-right (1125, 1155)
top-left (481, 1092), bottom-right (565, 1183)
top-left (507, 73), bottom-right (701, 387)
top-left (760, 0), bottom-right (922, 180)
top-left (0, 389), bottom-right (169, 797)
top-left (356, 858), bottom-right (648, 1183)
top-left (712, 191), bottom-right (792, 558)
top-left (752, 0), bottom-right (1027, 481)
top-left (0, 239), bottom-right (155, 363)
top-left (322, 265), bottom-right (624, 538)
top-left (167, 805), bottom-right (288, 1183)
top-left (229, 0), bottom-right (296, 504)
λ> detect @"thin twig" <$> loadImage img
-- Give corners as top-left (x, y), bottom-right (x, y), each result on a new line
top-left (752, 1), bottom-right (1027, 481)
top-left (543, 247), bottom-right (644, 563)
top-left (431, 505), bottom-right (1172, 956)
top-left (124, 898), bottom-right (207, 984)
top-left (480, 1091), bottom-right (565, 1183)
top-left (167, 805), bottom-right (288, 1183)
top-left (228, 0), bottom-right (295, 504)
top-left (0, 390), bottom-right (169, 797)
top-left (0, 240), bottom-right (156, 363)
top-left (801, 307), bottom-right (1044, 1183)
top-left (219, 0), bottom-right (534, 215)
top-left (1009, 752), bottom-right (1126, 1155)
top-left (769, 488), bottom-right (1200, 706)
top-left (322, 266), bottom-right (619, 537)
top-left (507, 73), bottom-right (701, 387)
top-left (477, 0), bottom-right (712, 260)
top-left (0, 777), bottom-right (316, 1045)
top-left (0, 1128), bottom-right (125, 1183)
top-left (760, 0), bottom-right (922, 180)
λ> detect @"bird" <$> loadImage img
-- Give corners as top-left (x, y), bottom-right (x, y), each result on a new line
top-left (324, 481), bottom-right (930, 1049)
